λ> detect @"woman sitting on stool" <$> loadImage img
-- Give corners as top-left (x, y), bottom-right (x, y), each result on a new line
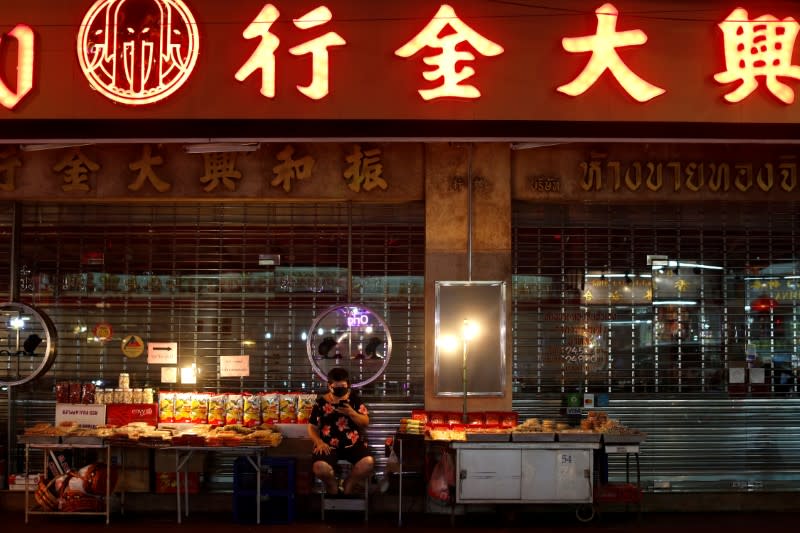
top-left (308, 366), bottom-right (374, 495)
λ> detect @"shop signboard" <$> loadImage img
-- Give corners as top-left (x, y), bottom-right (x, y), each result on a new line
top-left (3, 0), bottom-right (800, 131)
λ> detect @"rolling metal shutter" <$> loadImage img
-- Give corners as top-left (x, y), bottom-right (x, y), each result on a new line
top-left (1, 202), bottom-right (425, 478)
top-left (512, 201), bottom-right (800, 492)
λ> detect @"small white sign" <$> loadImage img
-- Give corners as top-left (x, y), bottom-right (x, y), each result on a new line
top-left (161, 367), bottom-right (178, 384)
top-left (583, 393), bottom-right (595, 408)
top-left (220, 355), bottom-right (250, 377)
top-left (181, 366), bottom-right (197, 385)
top-left (148, 342), bottom-right (178, 364)
top-left (750, 367), bottom-right (765, 384)
top-left (729, 367), bottom-right (745, 384)
top-left (55, 404), bottom-right (107, 428)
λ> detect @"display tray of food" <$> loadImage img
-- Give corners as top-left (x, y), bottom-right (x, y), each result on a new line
top-left (61, 436), bottom-right (105, 445)
top-left (511, 432), bottom-right (556, 442)
top-left (602, 432), bottom-right (647, 444)
top-left (18, 435), bottom-right (61, 444)
top-left (465, 431), bottom-right (511, 442)
top-left (556, 431), bottom-right (602, 443)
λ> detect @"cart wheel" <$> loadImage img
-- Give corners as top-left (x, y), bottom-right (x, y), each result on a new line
top-left (575, 504), bottom-right (596, 522)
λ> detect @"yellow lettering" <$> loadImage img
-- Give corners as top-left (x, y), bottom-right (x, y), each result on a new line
top-left (734, 163), bottom-right (753, 192)
top-left (756, 163), bottom-right (774, 192)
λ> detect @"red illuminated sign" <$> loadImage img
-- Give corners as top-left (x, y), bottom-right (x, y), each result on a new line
top-left (76, 0), bottom-right (200, 106)
top-left (0, 25), bottom-right (35, 110)
top-left (558, 3), bottom-right (664, 103)
top-left (236, 4), bottom-right (346, 100)
top-left (714, 7), bottom-right (800, 104)
top-left (395, 4), bottom-right (503, 100)
top-left (6, 1), bottom-right (800, 122)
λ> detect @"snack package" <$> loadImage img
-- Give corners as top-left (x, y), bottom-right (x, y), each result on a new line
top-left (296, 394), bottom-right (316, 424)
top-left (243, 394), bottom-right (262, 428)
top-left (190, 393), bottom-right (209, 424)
top-left (445, 412), bottom-right (462, 426)
top-left (467, 412), bottom-right (485, 426)
top-left (208, 394), bottom-right (226, 426)
top-left (81, 383), bottom-right (96, 405)
top-left (69, 382), bottom-right (82, 404)
top-left (56, 382), bottom-right (70, 404)
top-left (428, 411), bottom-right (446, 425)
top-left (158, 392), bottom-right (175, 423)
top-left (260, 393), bottom-right (280, 424)
top-left (174, 393), bottom-right (193, 423)
top-left (278, 394), bottom-right (298, 423)
top-left (225, 394), bottom-right (244, 425)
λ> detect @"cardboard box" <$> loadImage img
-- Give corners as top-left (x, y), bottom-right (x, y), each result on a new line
top-left (106, 403), bottom-right (158, 427)
top-left (155, 471), bottom-right (199, 494)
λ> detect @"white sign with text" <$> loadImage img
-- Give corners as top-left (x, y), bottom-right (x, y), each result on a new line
top-left (147, 342), bottom-right (178, 364)
top-left (220, 355), bottom-right (250, 377)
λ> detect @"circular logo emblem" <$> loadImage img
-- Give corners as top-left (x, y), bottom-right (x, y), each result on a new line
top-left (93, 322), bottom-right (114, 341)
top-left (122, 335), bottom-right (145, 358)
top-left (77, 0), bottom-right (200, 106)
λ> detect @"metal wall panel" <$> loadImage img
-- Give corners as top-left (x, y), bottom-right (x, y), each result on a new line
top-left (512, 201), bottom-right (800, 492)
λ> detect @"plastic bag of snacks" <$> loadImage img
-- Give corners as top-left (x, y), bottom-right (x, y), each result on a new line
top-left (158, 392), bottom-right (175, 423)
top-left (243, 394), bottom-right (262, 427)
top-left (279, 393), bottom-right (298, 423)
top-left (260, 393), bottom-right (280, 424)
top-left (225, 394), bottom-right (244, 425)
top-left (296, 394), bottom-right (316, 423)
top-left (174, 393), bottom-right (193, 423)
top-left (190, 393), bottom-right (209, 424)
top-left (208, 394), bottom-right (226, 426)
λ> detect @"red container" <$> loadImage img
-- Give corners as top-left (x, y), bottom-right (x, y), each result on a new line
top-left (106, 403), bottom-right (158, 427)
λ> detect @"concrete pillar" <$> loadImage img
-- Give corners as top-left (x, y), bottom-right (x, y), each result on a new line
top-left (424, 142), bottom-right (512, 412)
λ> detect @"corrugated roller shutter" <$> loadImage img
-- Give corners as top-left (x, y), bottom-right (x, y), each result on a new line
top-left (2, 202), bottom-right (425, 477)
top-left (512, 201), bottom-right (800, 492)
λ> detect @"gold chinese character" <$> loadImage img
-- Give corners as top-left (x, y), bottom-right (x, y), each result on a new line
top-left (0, 148), bottom-right (22, 192)
top-left (272, 145), bottom-right (315, 192)
top-left (715, 8), bottom-right (800, 103)
top-left (583, 289), bottom-right (594, 302)
top-left (395, 4), bottom-right (503, 100)
top-left (558, 3), bottom-right (664, 102)
top-left (129, 144), bottom-right (170, 193)
top-left (674, 279), bottom-right (688, 293)
top-left (53, 148), bottom-right (99, 193)
top-left (344, 145), bottom-right (386, 192)
top-left (199, 153), bottom-right (243, 192)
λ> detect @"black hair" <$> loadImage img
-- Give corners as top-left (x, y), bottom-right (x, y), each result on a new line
top-left (327, 366), bottom-right (350, 385)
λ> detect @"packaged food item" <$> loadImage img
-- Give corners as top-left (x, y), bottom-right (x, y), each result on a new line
top-left (174, 393), bottom-right (193, 423)
top-left (296, 394), bottom-right (316, 423)
top-left (225, 394), bottom-right (244, 425)
top-left (159, 392), bottom-right (175, 423)
top-left (69, 382), bottom-right (82, 404)
top-left (56, 382), bottom-right (70, 403)
top-left (278, 394), bottom-right (298, 423)
top-left (122, 389), bottom-right (134, 404)
top-left (81, 383), bottom-right (96, 404)
top-left (410, 409), bottom-right (428, 423)
top-left (132, 389), bottom-right (143, 404)
top-left (142, 388), bottom-right (154, 404)
top-left (484, 412), bottom-right (501, 426)
top-left (260, 393), bottom-right (280, 424)
top-left (191, 393), bottom-right (209, 424)
top-left (113, 389), bottom-right (124, 404)
top-left (118, 373), bottom-right (130, 389)
top-left (467, 412), bottom-right (484, 426)
top-left (243, 394), bottom-right (262, 427)
top-left (208, 394), bottom-right (227, 426)
top-left (428, 411), bottom-right (446, 425)
top-left (445, 412), bottom-right (462, 426)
